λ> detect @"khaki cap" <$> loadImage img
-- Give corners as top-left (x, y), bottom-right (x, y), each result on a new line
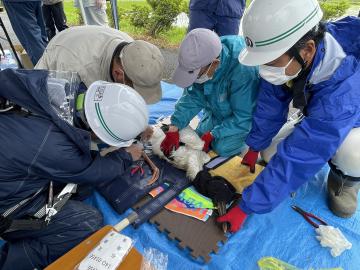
top-left (121, 40), bottom-right (165, 104)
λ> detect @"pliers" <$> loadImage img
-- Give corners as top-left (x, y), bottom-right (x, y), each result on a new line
top-left (130, 160), bottom-right (145, 176)
top-left (291, 205), bottom-right (327, 228)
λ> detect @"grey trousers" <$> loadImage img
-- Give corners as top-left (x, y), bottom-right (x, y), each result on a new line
top-left (82, 5), bottom-right (108, 26)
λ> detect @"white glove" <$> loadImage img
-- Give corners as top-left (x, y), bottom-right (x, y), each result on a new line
top-left (315, 225), bottom-right (352, 257)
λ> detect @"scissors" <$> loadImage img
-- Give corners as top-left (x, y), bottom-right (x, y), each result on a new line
top-left (291, 205), bottom-right (328, 228)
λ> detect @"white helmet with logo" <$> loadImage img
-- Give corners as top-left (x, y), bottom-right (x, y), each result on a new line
top-left (84, 81), bottom-right (149, 147)
top-left (239, 0), bottom-right (323, 66)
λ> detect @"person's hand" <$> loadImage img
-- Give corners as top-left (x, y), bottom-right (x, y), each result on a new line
top-left (140, 126), bottom-right (154, 142)
top-left (160, 126), bottom-right (179, 156)
top-left (217, 205), bottom-right (247, 233)
top-left (201, 132), bottom-right (213, 152)
top-left (241, 149), bottom-right (259, 173)
top-left (125, 144), bottom-right (143, 161)
top-left (95, 0), bottom-right (105, 9)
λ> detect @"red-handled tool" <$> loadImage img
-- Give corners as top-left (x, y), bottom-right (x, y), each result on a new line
top-left (291, 205), bottom-right (327, 228)
top-left (130, 160), bottom-right (145, 177)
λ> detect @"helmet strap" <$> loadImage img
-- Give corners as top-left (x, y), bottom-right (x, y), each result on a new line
top-left (75, 93), bottom-right (91, 130)
top-left (289, 47), bottom-right (307, 70)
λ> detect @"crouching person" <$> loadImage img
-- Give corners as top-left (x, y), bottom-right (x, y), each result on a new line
top-left (0, 69), bottom-right (148, 269)
top-left (161, 29), bottom-right (259, 157)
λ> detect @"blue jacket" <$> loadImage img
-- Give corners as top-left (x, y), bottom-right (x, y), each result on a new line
top-left (0, 69), bottom-right (133, 214)
top-left (189, 0), bottom-right (246, 18)
top-left (240, 16), bottom-right (360, 214)
top-left (171, 36), bottom-right (259, 151)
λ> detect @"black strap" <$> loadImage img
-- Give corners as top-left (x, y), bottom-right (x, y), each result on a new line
top-left (5, 219), bottom-right (45, 233)
top-left (2, 187), bottom-right (45, 218)
top-left (328, 161), bottom-right (360, 183)
top-left (0, 216), bottom-right (45, 236)
top-left (288, 47), bottom-right (307, 70)
top-left (283, 48), bottom-right (314, 115)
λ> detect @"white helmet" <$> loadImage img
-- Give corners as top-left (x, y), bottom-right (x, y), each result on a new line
top-left (84, 81), bottom-right (149, 147)
top-left (239, 0), bottom-right (323, 66)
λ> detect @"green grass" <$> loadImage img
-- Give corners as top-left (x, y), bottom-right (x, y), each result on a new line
top-left (64, 0), bottom-right (79, 26)
top-left (158, 27), bottom-right (187, 46)
top-left (63, 0), bottom-right (186, 48)
top-left (63, 0), bottom-right (263, 48)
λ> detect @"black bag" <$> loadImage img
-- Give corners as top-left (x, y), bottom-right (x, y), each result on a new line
top-left (97, 156), bottom-right (189, 214)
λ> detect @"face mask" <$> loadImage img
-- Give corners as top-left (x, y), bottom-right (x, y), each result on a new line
top-left (259, 57), bottom-right (302, 85)
top-left (195, 62), bottom-right (214, 84)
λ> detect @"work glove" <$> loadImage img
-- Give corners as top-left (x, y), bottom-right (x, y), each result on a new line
top-left (217, 205), bottom-right (247, 233)
top-left (160, 131), bottom-right (180, 156)
top-left (241, 149), bottom-right (259, 173)
top-left (201, 132), bottom-right (213, 152)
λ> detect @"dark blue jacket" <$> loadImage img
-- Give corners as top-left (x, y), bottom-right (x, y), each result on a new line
top-left (0, 69), bottom-right (132, 215)
top-left (2, 0), bottom-right (41, 2)
top-left (189, 0), bottom-right (246, 18)
top-left (240, 17), bottom-right (360, 214)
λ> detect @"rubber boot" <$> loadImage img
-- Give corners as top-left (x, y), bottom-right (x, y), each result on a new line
top-left (327, 168), bottom-right (360, 218)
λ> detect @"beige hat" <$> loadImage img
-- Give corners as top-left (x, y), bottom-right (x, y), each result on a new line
top-left (121, 40), bottom-right (165, 104)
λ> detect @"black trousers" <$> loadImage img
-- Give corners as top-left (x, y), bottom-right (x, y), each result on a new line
top-left (42, 2), bottom-right (68, 40)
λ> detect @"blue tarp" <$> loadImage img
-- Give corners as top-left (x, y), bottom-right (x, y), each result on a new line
top-left (88, 82), bottom-right (360, 270)
top-left (147, 81), bottom-right (183, 124)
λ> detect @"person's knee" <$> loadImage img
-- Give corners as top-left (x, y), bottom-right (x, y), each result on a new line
top-left (49, 204), bottom-right (102, 262)
top-left (73, 204), bottom-right (103, 235)
top-left (332, 128), bottom-right (360, 177)
top-left (260, 119), bottom-right (299, 163)
top-left (56, 201), bottom-right (103, 236)
top-left (212, 137), bottom-right (245, 157)
top-left (260, 148), bottom-right (274, 164)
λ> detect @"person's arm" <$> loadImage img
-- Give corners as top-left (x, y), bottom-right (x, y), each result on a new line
top-left (245, 79), bottom-right (292, 151)
top-left (170, 84), bottom-right (206, 130)
top-left (240, 101), bottom-right (359, 214)
top-left (32, 142), bottom-right (134, 185)
top-left (210, 66), bottom-right (259, 141)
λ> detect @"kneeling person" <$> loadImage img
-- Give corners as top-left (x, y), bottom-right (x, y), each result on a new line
top-left (160, 29), bottom-right (259, 157)
top-left (0, 69), bottom-right (148, 269)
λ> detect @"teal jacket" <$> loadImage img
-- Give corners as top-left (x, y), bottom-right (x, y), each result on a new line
top-left (171, 36), bottom-right (259, 156)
